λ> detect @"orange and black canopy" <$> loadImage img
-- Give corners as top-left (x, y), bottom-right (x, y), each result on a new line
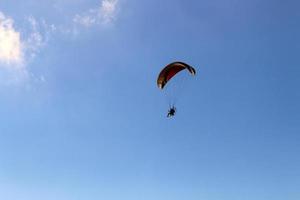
top-left (157, 62), bottom-right (196, 89)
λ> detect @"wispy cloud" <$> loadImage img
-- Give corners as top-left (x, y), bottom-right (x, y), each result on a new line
top-left (0, 12), bottom-right (23, 67)
top-left (101, 0), bottom-right (119, 24)
top-left (25, 16), bottom-right (49, 59)
top-left (0, 0), bottom-right (120, 86)
top-left (0, 12), bottom-right (52, 85)
top-left (73, 0), bottom-right (119, 27)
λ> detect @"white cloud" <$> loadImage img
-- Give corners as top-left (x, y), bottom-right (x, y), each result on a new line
top-left (25, 16), bottom-right (47, 59)
top-left (73, 0), bottom-right (119, 27)
top-left (73, 13), bottom-right (97, 27)
top-left (0, 12), bottom-right (23, 66)
top-left (0, 12), bottom-right (52, 85)
top-left (101, 0), bottom-right (118, 24)
top-left (0, 0), bottom-right (120, 86)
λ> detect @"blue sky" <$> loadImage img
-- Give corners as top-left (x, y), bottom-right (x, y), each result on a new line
top-left (0, 0), bottom-right (300, 199)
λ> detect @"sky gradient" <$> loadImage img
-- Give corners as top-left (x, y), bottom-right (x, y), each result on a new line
top-left (0, 0), bottom-right (300, 199)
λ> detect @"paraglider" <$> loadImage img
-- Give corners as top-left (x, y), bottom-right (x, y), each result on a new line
top-left (167, 106), bottom-right (176, 117)
top-left (157, 61), bottom-right (196, 117)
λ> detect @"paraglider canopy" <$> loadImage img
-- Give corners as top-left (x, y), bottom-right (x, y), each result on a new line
top-left (157, 62), bottom-right (196, 89)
